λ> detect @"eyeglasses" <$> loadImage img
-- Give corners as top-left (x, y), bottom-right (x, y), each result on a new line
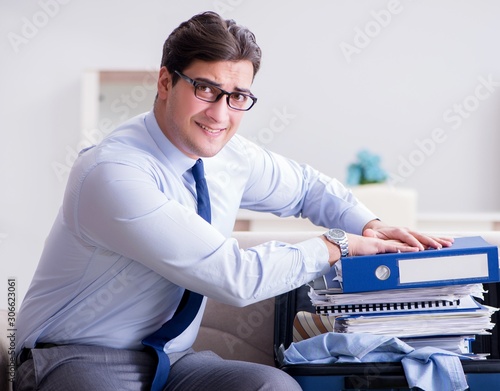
top-left (174, 70), bottom-right (257, 111)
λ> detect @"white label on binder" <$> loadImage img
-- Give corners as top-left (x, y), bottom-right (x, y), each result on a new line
top-left (398, 253), bottom-right (489, 284)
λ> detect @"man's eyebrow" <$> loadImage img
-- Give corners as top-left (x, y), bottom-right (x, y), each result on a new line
top-left (234, 86), bottom-right (253, 94)
top-left (195, 77), bottom-right (253, 94)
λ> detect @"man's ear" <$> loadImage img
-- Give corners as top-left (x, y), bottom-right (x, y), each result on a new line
top-left (157, 66), bottom-right (171, 100)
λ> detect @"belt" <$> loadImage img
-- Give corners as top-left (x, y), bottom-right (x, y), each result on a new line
top-left (18, 343), bottom-right (59, 366)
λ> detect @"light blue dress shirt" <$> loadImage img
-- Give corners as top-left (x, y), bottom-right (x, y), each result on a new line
top-left (282, 333), bottom-right (469, 391)
top-left (16, 110), bottom-right (376, 356)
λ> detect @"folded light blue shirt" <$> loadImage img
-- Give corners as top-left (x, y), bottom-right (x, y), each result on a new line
top-left (282, 333), bottom-right (469, 391)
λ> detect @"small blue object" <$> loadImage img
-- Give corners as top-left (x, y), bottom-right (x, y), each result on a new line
top-left (346, 149), bottom-right (387, 185)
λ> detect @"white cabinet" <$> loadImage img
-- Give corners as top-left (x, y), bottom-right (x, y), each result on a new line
top-left (80, 69), bottom-right (158, 141)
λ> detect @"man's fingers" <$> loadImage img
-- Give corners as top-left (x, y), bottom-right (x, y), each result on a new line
top-left (383, 240), bottom-right (420, 254)
top-left (365, 226), bottom-right (455, 251)
top-left (407, 231), bottom-right (454, 250)
top-left (363, 228), bottom-right (378, 238)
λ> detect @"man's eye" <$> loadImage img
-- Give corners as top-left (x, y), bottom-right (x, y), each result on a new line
top-left (196, 84), bottom-right (216, 95)
top-left (230, 93), bottom-right (248, 103)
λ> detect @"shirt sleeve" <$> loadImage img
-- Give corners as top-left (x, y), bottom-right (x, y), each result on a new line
top-left (238, 137), bottom-right (377, 234)
top-left (72, 160), bottom-right (331, 306)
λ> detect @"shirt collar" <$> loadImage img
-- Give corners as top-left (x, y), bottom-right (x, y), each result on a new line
top-left (144, 110), bottom-right (197, 177)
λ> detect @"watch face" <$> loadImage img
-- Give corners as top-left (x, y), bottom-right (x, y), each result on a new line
top-left (328, 229), bottom-right (345, 239)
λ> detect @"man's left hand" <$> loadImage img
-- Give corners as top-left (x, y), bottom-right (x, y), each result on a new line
top-left (362, 219), bottom-right (454, 251)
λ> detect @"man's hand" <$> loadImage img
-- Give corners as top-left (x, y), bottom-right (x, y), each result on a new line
top-left (321, 219), bottom-right (454, 266)
top-left (347, 234), bottom-right (421, 257)
top-left (321, 233), bottom-right (422, 266)
top-left (362, 219), bottom-right (454, 251)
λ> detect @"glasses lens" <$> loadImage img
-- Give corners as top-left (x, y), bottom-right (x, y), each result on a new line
top-left (194, 84), bottom-right (219, 102)
top-left (228, 93), bottom-right (255, 111)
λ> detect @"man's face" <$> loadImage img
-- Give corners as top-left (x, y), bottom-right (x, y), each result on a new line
top-left (155, 59), bottom-right (255, 159)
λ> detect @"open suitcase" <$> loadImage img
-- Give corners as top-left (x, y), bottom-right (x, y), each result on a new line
top-left (274, 283), bottom-right (500, 390)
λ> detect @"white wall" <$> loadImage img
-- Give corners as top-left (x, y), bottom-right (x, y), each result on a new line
top-left (1, 0), bottom-right (500, 305)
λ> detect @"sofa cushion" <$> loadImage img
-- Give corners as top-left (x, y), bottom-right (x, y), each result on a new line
top-left (192, 298), bottom-right (276, 366)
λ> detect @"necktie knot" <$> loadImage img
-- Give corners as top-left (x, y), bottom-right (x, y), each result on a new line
top-left (191, 158), bottom-right (205, 182)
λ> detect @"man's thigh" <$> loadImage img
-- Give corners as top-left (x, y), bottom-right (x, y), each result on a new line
top-left (14, 345), bottom-right (156, 391)
top-left (165, 350), bottom-right (301, 391)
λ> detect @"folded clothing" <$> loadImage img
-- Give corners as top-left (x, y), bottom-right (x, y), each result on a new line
top-left (282, 332), bottom-right (469, 391)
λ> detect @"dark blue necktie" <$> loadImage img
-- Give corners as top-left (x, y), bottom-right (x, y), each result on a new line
top-left (142, 159), bottom-right (209, 391)
top-left (191, 159), bottom-right (211, 223)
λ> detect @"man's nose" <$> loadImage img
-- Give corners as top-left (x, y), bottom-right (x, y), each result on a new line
top-left (205, 95), bottom-right (230, 122)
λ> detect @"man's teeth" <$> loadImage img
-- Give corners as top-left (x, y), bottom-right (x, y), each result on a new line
top-left (200, 124), bottom-right (222, 133)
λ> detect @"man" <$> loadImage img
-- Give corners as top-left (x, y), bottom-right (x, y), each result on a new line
top-left (14, 11), bottom-right (451, 391)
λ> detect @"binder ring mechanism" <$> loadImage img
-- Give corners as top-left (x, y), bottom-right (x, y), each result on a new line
top-left (375, 265), bottom-right (391, 280)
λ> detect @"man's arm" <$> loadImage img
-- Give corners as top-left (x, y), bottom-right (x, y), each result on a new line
top-left (237, 137), bottom-right (378, 234)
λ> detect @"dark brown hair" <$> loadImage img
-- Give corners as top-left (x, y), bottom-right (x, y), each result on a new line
top-left (160, 11), bottom-right (262, 84)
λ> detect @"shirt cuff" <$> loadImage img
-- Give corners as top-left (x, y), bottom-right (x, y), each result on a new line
top-left (342, 204), bottom-right (378, 235)
top-left (294, 237), bottom-right (331, 277)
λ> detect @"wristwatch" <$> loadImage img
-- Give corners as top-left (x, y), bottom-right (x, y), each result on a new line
top-left (323, 228), bottom-right (349, 258)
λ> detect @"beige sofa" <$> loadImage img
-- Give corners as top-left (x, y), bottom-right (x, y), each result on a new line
top-left (2, 230), bottom-right (499, 390)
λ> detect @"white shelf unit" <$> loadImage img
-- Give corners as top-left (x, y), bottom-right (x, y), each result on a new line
top-left (80, 69), bottom-right (158, 141)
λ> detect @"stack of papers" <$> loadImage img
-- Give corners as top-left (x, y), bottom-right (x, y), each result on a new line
top-left (333, 301), bottom-right (496, 337)
top-left (310, 284), bottom-right (486, 315)
top-left (306, 235), bottom-right (500, 358)
top-left (307, 281), bottom-right (498, 357)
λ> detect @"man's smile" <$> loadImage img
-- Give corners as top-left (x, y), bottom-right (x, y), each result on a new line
top-left (196, 121), bottom-right (226, 134)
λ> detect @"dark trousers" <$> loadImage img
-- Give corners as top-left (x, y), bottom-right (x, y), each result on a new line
top-left (14, 345), bottom-right (300, 391)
